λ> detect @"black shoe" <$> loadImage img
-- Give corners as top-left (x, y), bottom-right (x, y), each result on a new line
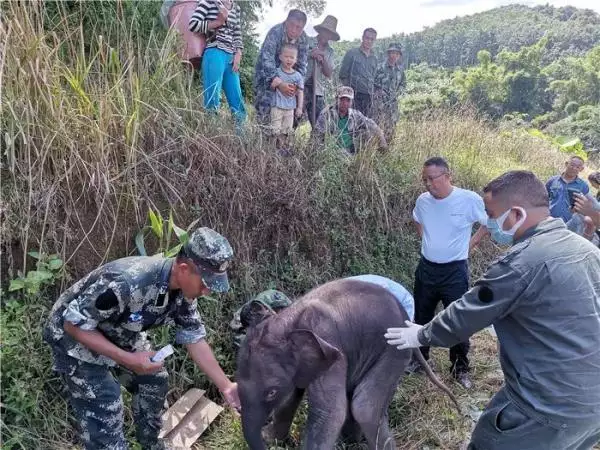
top-left (454, 370), bottom-right (472, 389)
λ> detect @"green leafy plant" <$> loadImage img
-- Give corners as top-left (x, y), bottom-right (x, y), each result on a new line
top-left (8, 251), bottom-right (64, 295)
top-left (135, 208), bottom-right (199, 257)
top-left (554, 135), bottom-right (587, 159)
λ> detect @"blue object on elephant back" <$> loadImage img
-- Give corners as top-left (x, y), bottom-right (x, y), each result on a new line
top-left (345, 274), bottom-right (415, 321)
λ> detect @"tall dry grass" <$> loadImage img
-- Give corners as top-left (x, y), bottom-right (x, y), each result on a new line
top-left (0, 2), bottom-right (568, 449)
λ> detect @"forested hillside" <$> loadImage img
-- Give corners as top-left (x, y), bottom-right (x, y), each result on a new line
top-left (334, 4), bottom-right (600, 67)
top-left (332, 5), bottom-right (600, 152)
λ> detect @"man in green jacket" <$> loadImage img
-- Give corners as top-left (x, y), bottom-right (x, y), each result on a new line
top-left (385, 170), bottom-right (600, 450)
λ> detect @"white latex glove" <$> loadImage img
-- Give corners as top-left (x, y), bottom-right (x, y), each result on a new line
top-left (384, 320), bottom-right (423, 350)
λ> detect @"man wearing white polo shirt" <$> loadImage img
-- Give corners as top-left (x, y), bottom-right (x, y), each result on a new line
top-left (410, 157), bottom-right (488, 389)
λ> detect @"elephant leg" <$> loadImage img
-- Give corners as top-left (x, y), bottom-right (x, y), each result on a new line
top-left (262, 388), bottom-right (305, 442)
top-left (351, 351), bottom-right (409, 450)
top-left (301, 361), bottom-right (348, 450)
top-left (340, 406), bottom-right (363, 444)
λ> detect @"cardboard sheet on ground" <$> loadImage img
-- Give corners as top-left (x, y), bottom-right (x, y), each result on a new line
top-left (159, 388), bottom-right (223, 449)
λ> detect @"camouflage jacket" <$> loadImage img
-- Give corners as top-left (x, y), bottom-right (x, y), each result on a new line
top-left (374, 62), bottom-right (406, 119)
top-left (43, 256), bottom-right (206, 373)
top-left (253, 22), bottom-right (309, 119)
top-left (314, 105), bottom-right (384, 151)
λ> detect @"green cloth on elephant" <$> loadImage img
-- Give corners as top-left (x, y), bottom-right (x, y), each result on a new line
top-left (230, 289), bottom-right (292, 348)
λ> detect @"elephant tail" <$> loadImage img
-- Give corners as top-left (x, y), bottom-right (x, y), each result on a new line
top-left (413, 348), bottom-right (461, 412)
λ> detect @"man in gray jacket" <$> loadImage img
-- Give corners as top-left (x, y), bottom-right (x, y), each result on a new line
top-left (385, 170), bottom-right (600, 450)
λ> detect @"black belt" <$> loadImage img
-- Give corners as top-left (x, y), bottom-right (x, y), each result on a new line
top-left (420, 256), bottom-right (466, 267)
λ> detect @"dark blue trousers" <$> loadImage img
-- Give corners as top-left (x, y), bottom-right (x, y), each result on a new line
top-left (414, 256), bottom-right (470, 373)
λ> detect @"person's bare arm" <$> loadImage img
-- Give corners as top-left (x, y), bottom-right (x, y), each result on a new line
top-left (186, 340), bottom-right (240, 409)
top-left (64, 322), bottom-right (162, 374)
top-left (469, 225), bottom-right (489, 251)
top-left (296, 88), bottom-right (304, 118)
top-left (414, 220), bottom-right (423, 237)
top-left (321, 53), bottom-right (333, 78)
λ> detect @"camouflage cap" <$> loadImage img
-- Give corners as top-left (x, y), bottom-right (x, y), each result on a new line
top-left (387, 42), bottom-right (403, 53)
top-left (181, 227), bottom-right (233, 293)
top-left (337, 85), bottom-right (354, 99)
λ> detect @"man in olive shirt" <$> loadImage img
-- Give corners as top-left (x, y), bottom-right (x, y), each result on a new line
top-left (385, 170), bottom-right (600, 450)
top-left (339, 27), bottom-right (378, 117)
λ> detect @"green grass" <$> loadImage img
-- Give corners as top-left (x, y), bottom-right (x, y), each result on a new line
top-left (1, 2), bottom-right (597, 449)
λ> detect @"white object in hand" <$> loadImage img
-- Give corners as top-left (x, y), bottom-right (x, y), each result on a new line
top-left (151, 344), bottom-right (174, 363)
top-left (384, 321), bottom-right (423, 350)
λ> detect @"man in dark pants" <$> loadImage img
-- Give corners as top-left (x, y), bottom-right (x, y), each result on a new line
top-left (409, 157), bottom-right (488, 388)
top-left (386, 170), bottom-right (600, 449)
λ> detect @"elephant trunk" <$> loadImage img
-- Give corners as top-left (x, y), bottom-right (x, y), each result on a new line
top-left (241, 406), bottom-right (268, 450)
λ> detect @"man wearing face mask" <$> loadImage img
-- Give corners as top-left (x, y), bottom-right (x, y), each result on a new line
top-left (385, 170), bottom-right (600, 450)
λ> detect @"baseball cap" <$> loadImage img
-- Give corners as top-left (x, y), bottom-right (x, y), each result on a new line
top-left (387, 43), bottom-right (403, 53)
top-left (337, 86), bottom-right (354, 99)
top-left (180, 227), bottom-right (233, 293)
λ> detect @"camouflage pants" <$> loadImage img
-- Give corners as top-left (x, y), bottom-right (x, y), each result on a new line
top-left (62, 361), bottom-right (169, 450)
top-left (374, 100), bottom-right (399, 142)
top-left (254, 85), bottom-right (274, 128)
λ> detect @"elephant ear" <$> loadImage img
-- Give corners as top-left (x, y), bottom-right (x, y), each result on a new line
top-left (289, 329), bottom-right (342, 388)
top-left (240, 300), bottom-right (276, 328)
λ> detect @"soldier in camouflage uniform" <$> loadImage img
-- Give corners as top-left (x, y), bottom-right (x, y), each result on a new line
top-left (229, 289), bottom-right (292, 349)
top-left (43, 227), bottom-right (240, 450)
top-left (253, 9), bottom-right (309, 127)
top-left (373, 43), bottom-right (406, 142)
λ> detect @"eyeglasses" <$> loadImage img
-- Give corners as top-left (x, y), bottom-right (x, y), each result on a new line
top-left (422, 172), bottom-right (448, 184)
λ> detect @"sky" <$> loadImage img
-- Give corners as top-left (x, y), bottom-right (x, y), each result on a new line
top-left (255, 0), bottom-right (600, 41)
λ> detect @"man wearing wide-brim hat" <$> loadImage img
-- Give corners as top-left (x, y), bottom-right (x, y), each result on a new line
top-left (304, 15), bottom-right (340, 129)
top-left (374, 42), bottom-right (406, 142)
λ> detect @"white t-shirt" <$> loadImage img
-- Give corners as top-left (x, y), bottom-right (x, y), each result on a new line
top-left (412, 187), bottom-right (487, 263)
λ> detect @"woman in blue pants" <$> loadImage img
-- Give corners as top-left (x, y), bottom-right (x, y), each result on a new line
top-left (189, 0), bottom-right (246, 124)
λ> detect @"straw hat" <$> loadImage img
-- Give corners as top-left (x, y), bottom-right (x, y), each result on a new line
top-left (314, 15), bottom-right (340, 41)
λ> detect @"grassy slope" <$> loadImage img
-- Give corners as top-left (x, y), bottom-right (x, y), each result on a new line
top-left (2, 3), bottom-right (598, 450)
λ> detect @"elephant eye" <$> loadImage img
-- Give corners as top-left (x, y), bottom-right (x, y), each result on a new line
top-left (265, 389), bottom-right (277, 402)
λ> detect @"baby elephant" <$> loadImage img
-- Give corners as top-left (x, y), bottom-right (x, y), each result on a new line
top-left (235, 278), bottom-right (457, 450)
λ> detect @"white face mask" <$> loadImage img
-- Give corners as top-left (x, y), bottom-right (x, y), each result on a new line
top-left (487, 207), bottom-right (527, 246)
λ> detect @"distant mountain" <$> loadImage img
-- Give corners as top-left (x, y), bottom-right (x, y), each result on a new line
top-left (333, 4), bottom-right (600, 68)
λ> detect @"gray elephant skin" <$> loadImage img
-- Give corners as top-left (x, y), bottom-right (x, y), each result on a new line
top-left (235, 278), bottom-right (458, 450)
